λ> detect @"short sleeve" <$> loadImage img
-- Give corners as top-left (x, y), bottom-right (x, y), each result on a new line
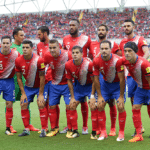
top-left (65, 62), bottom-right (72, 79)
top-left (93, 58), bottom-right (100, 76)
top-left (37, 57), bottom-right (45, 72)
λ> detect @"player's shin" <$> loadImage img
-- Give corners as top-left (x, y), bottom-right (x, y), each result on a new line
top-left (6, 107), bottom-right (13, 128)
top-left (39, 107), bottom-right (47, 129)
top-left (91, 109), bottom-right (98, 132)
top-left (81, 101), bottom-right (88, 128)
top-left (70, 110), bottom-right (78, 130)
top-left (48, 107), bottom-right (57, 129)
top-left (109, 104), bottom-right (117, 129)
top-left (21, 109), bottom-right (30, 129)
top-left (56, 105), bottom-right (60, 128)
top-left (66, 109), bottom-right (72, 130)
top-left (118, 111), bottom-right (126, 132)
top-left (98, 110), bottom-right (106, 131)
top-left (147, 105), bottom-right (150, 118)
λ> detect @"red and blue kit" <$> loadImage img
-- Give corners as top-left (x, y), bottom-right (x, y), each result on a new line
top-left (63, 34), bottom-right (91, 58)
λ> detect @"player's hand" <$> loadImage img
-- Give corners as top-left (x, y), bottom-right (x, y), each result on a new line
top-left (20, 93), bottom-right (28, 106)
top-left (117, 97), bottom-right (124, 110)
top-left (88, 98), bottom-right (97, 110)
top-left (37, 94), bottom-right (45, 105)
top-left (69, 97), bottom-right (77, 109)
top-left (97, 96), bottom-right (105, 109)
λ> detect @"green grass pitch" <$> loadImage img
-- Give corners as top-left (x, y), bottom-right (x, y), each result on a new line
top-left (0, 96), bottom-right (150, 150)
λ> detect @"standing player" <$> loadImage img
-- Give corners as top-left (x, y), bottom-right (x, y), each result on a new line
top-left (119, 19), bottom-right (149, 136)
top-left (90, 24), bottom-right (120, 136)
top-left (62, 19), bottom-right (91, 134)
top-left (122, 41), bottom-right (150, 142)
top-left (65, 46), bottom-right (93, 138)
top-left (93, 40), bottom-right (126, 141)
top-left (15, 40), bottom-right (47, 137)
top-left (44, 39), bottom-right (72, 137)
top-left (0, 35), bottom-right (20, 135)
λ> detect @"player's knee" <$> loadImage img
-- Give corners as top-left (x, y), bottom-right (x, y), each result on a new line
top-left (49, 105), bottom-right (56, 109)
top-left (132, 105), bottom-right (141, 110)
top-left (21, 102), bottom-right (28, 110)
top-left (70, 103), bottom-right (77, 110)
top-left (108, 99), bottom-right (115, 107)
top-left (37, 101), bottom-right (46, 109)
top-left (6, 101), bottom-right (13, 108)
top-left (66, 105), bottom-right (70, 110)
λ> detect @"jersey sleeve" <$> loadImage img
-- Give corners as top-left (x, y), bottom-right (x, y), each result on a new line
top-left (116, 58), bottom-right (124, 72)
top-left (93, 58), bottom-right (100, 76)
top-left (15, 58), bottom-right (21, 72)
top-left (142, 61), bottom-right (150, 77)
top-left (111, 42), bottom-right (119, 54)
top-left (65, 62), bottom-right (72, 79)
top-left (36, 43), bottom-right (40, 55)
top-left (37, 57), bottom-right (45, 72)
top-left (138, 37), bottom-right (148, 48)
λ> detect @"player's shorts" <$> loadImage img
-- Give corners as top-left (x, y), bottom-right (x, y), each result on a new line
top-left (49, 83), bottom-right (70, 106)
top-left (24, 85), bottom-right (48, 103)
top-left (100, 78), bottom-right (126, 103)
top-left (14, 74), bottom-right (25, 101)
top-left (45, 81), bottom-right (51, 98)
top-left (99, 73), bottom-right (103, 84)
top-left (0, 78), bottom-right (15, 101)
top-left (127, 76), bottom-right (137, 98)
top-left (133, 87), bottom-right (150, 105)
top-left (74, 80), bottom-right (92, 102)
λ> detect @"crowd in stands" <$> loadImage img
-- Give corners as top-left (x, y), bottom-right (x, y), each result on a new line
top-left (0, 7), bottom-right (149, 40)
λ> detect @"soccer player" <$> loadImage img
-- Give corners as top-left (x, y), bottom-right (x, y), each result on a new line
top-left (93, 40), bottom-right (126, 141)
top-left (0, 35), bottom-right (20, 135)
top-left (65, 46), bottom-right (93, 138)
top-left (44, 39), bottom-right (72, 137)
top-left (119, 19), bottom-right (149, 136)
top-left (90, 24), bottom-right (120, 136)
top-left (15, 40), bottom-right (47, 137)
top-left (62, 19), bottom-right (91, 134)
top-left (122, 41), bottom-right (150, 142)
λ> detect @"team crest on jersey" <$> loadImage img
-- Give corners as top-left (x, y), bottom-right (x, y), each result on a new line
top-left (66, 45), bottom-right (70, 50)
top-left (41, 63), bottom-right (45, 69)
top-left (72, 72), bottom-right (78, 78)
top-left (9, 59), bottom-right (14, 63)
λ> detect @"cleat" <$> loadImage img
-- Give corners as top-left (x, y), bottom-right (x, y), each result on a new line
top-left (10, 125), bottom-right (17, 133)
top-left (60, 127), bottom-right (68, 134)
top-left (131, 127), bottom-right (145, 137)
top-left (66, 130), bottom-right (73, 138)
top-left (109, 128), bottom-right (116, 136)
top-left (97, 130), bottom-right (107, 141)
top-left (129, 134), bottom-right (143, 142)
top-left (5, 130), bottom-right (14, 136)
top-left (18, 129), bottom-right (30, 137)
top-left (96, 130), bottom-right (101, 135)
top-left (29, 124), bottom-right (40, 131)
top-left (39, 129), bottom-right (46, 138)
top-left (82, 127), bottom-right (88, 135)
top-left (38, 128), bottom-right (49, 134)
top-left (116, 131), bottom-right (124, 141)
top-left (90, 134), bottom-right (97, 140)
top-left (67, 130), bottom-right (79, 138)
top-left (46, 128), bottom-right (59, 137)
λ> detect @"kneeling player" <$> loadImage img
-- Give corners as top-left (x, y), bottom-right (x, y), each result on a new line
top-left (65, 46), bottom-right (93, 138)
top-left (93, 40), bottom-right (126, 141)
top-left (122, 42), bottom-right (150, 142)
top-left (15, 40), bottom-right (47, 137)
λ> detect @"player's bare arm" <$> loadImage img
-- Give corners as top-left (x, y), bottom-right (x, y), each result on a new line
top-left (142, 46), bottom-right (149, 59)
top-left (16, 72), bottom-right (27, 106)
top-left (117, 71), bottom-right (125, 112)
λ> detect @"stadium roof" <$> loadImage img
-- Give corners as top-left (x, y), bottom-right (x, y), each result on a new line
top-left (0, 0), bottom-right (150, 15)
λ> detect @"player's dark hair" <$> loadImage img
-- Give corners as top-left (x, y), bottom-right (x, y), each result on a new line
top-left (22, 40), bottom-right (33, 48)
top-left (100, 40), bottom-right (111, 49)
top-left (98, 24), bottom-right (108, 31)
top-left (72, 46), bottom-right (83, 53)
top-left (1, 35), bottom-right (12, 42)
top-left (49, 39), bottom-right (59, 45)
top-left (124, 41), bottom-right (138, 53)
top-left (70, 19), bottom-right (80, 24)
top-left (124, 19), bottom-right (135, 25)
top-left (13, 27), bottom-right (23, 39)
top-left (37, 26), bottom-right (49, 35)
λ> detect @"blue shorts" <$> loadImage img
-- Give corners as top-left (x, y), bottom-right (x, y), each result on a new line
top-left (45, 81), bottom-right (51, 98)
top-left (133, 87), bottom-right (150, 105)
top-left (49, 84), bottom-right (70, 106)
top-left (100, 78), bottom-right (126, 103)
top-left (74, 80), bottom-right (92, 102)
top-left (24, 86), bottom-right (48, 103)
top-left (127, 76), bottom-right (137, 98)
top-left (0, 78), bottom-right (15, 101)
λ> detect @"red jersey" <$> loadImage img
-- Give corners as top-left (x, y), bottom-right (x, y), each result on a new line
top-left (37, 42), bottom-right (49, 58)
top-left (63, 34), bottom-right (91, 58)
top-left (65, 58), bottom-right (93, 85)
top-left (0, 49), bottom-right (20, 79)
top-left (93, 54), bottom-right (124, 83)
top-left (119, 35), bottom-right (148, 56)
top-left (44, 49), bottom-right (72, 85)
top-left (15, 53), bottom-right (45, 88)
top-left (122, 56), bottom-right (150, 90)
top-left (90, 40), bottom-right (119, 58)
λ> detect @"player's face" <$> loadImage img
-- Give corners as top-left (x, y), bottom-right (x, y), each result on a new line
top-left (15, 31), bottom-right (25, 43)
top-left (123, 22), bottom-right (134, 35)
top-left (100, 43), bottom-right (111, 58)
top-left (49, 42), bottom-right (60, 57)
top-left (124, 47), bottom-right (135, 61)
top-left (97, 26), bottom-right (107, 40)
top-left (37, 30), bottom-right (46, 42)
top-left (72, 49), bottom-right (82, 61)
top-left (1, 38), bottom-right (11, 52)
top-left (22, 44), bottom-right (33, 56)
top-left (69, 21), bottom-right (79, 36)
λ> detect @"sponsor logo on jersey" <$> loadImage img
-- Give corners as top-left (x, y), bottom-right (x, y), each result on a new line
top-left (41, 63), bottom-right (45, 69)
top-left (146, 67), bottom-right (150, 73)
top-left (121, 65), bottom-right (124, 70)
